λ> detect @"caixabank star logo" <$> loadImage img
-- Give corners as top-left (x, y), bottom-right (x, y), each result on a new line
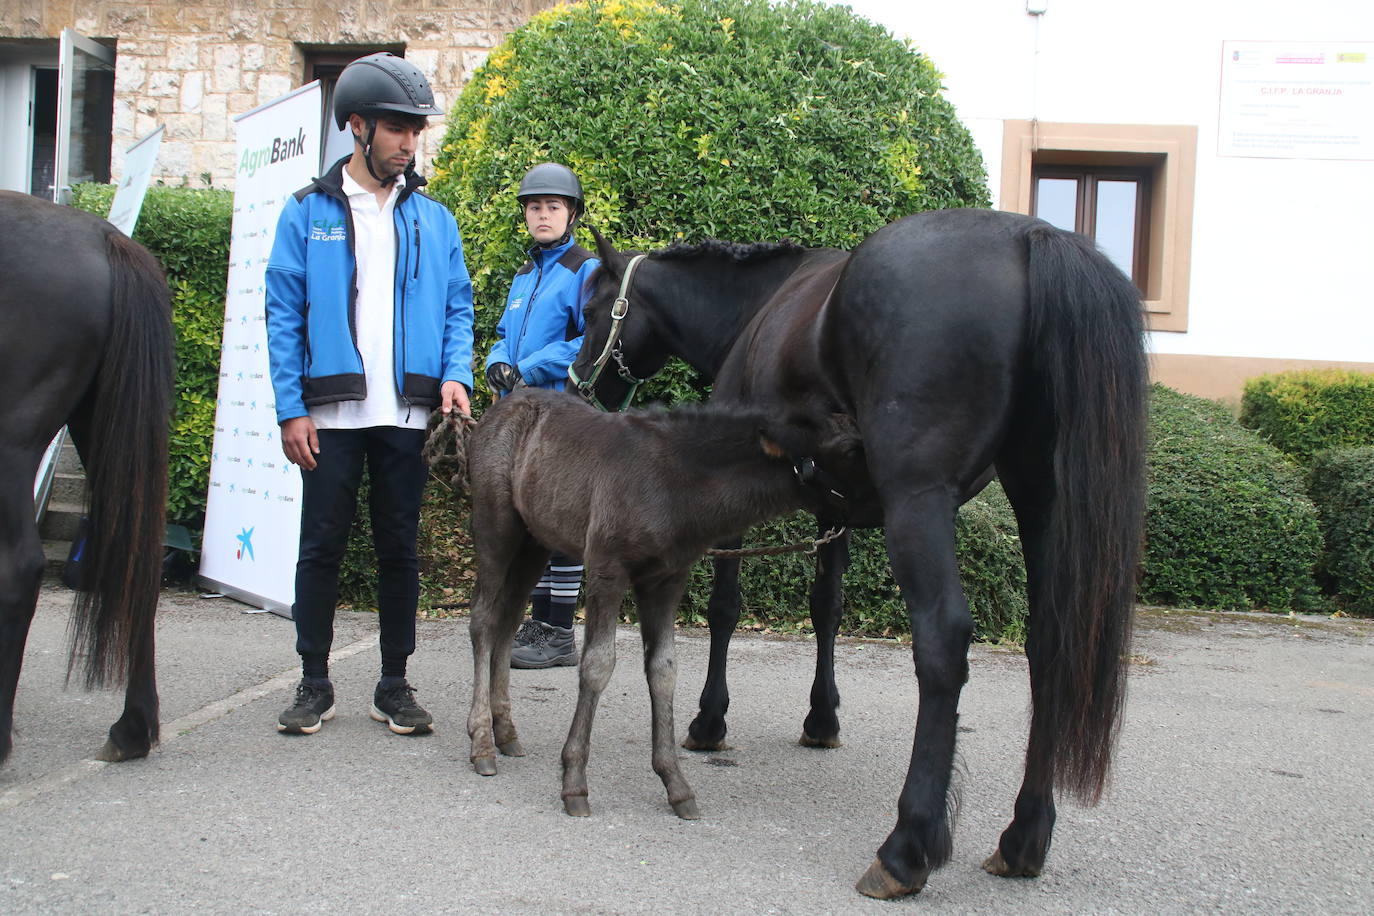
top-left (236, 527), bottom-right (255, 561)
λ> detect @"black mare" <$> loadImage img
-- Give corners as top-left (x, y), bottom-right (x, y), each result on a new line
top-left (0, 191), bottom-right (173, 765)
top-left (568, 208), bottom-right (1148, 898)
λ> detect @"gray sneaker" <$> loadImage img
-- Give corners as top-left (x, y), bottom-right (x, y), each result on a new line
top-left (278, 680), bottom-right (335, 734)
top-left (511, 619), bottom-right (577, 669)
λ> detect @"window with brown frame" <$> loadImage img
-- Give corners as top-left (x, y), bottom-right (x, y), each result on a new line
top-left (1032, 164), bottom-right (1151, 292)
top-left (1001, 121), bottom-right (1197, 333)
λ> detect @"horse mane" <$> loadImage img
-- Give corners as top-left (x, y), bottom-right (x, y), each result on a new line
top-left (651, 238), bottom-right (808, 263)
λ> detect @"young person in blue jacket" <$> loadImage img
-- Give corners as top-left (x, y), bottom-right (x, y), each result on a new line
top-left (485, 162), bottom-right (599, 668)
top-left (265, 52), bottom-right (474, 735)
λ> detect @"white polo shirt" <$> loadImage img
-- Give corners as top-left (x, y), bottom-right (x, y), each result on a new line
top-left (310, 168), bottom-right (425, 431)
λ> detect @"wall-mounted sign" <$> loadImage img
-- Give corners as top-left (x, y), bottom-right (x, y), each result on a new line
top-left (1218, 40), bottom-right (1373, 160)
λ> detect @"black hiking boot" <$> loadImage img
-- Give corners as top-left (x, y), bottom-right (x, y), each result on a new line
top-left (370, 681), bottom-right (434, 735)
top-left (511, 619), bottom-right (577, 669)
top-left (278, 680), bottom-right (336, 734)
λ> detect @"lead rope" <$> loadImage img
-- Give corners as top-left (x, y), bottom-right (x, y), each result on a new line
top-left (422, 410), bottom-right (477, 494)
top-left (705, 525), bottom-right (847, 559)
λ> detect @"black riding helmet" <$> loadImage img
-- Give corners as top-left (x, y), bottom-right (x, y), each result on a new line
top-left (518, 163), bottom-right (585, 247)
top-left (333, 53), bottom-right (442, 185)
top-left (518, 163), bottom-right (585, 218)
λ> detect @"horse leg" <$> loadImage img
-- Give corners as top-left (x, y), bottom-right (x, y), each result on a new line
top-left (982, 462), bottom-right (1058, 877)
top-left (560, 564), bottom-right (628, 817)
top-left (855, 492), bottom-right (972, 899)
top-left (0, 466), bottom-right (45, 764)
top-left (63, 412), bottom-right (158, 763)
top-left (489, 539), bottom-right (549, 759)
top-left (800, 525), bottom-right (849, 748)
top-left (468, 532), bottom-right (548, 776)
top-left (635, 573), bottom-right (698, 819)
top-left (682, 549), bottom-right (740, 751)
top-left (96, 612), bottom-right (158, 762)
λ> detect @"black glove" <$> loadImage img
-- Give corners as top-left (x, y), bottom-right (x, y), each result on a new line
top-left (485, 362), bottom-right (521, 394)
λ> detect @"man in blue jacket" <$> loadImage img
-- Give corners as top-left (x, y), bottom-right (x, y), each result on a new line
top-left (486, 162), bottom-right (599, 668)
top-left (266, 52), bottom-right (473, 735)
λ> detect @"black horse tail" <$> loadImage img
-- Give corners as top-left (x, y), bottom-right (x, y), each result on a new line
top-left (1024, 225), bottom-right (1148, 804)
top-left (68, 231), bottom-right (173, 689)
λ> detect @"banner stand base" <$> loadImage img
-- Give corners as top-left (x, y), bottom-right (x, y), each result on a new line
top-left (196, 576), bottom-right (293, 620)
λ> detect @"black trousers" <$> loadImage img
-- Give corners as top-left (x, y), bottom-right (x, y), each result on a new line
top-left (292, 426), bottom-right (427, 678)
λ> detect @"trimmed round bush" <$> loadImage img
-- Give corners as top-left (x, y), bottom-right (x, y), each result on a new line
top-left (425, 0), bottom-right (1001, 633)
top-left (1141, 385), bottom-right (1323, 611)
top-left (1241, 369), bottom-right (1374, 465)
top-left (1308, 447), bottom-right (1374, 616)
top-left (428, 0), bottom-right (990, 402)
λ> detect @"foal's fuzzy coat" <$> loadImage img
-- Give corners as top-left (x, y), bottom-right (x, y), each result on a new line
top-left (458, 387), bottom-right (818, 818)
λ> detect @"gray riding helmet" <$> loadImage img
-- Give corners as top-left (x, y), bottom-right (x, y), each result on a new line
top-left (517, 163), bottom-right (585, 217)
top-left (332, 52), bottom-right (442, 129)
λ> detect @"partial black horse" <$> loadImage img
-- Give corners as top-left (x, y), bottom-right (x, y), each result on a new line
top-left (568, 208), bottom-right (1148, 898)
top-left (436, 388), bottom-right (834, 819)
top-left (0, 191), bottom-right (173, 765)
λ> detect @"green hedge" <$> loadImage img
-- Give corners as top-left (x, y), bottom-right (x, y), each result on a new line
top-left (428, 0), bottom-right (990, 404)
top-left (1308, 448), bottom-right (1374, 616)
top-left (71, 183), bottom-right (232, 527)
top-left (1141, 385), bottom-right (1323, 611)
top-left (1240, 369), bottom-right (1374, 464)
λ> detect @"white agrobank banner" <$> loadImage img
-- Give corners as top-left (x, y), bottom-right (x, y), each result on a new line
top-left (199, 83), bottom-right (322, 613)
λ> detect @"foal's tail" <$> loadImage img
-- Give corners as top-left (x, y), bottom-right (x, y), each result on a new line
top-left (68, 231), bottom-right (173, 689)
top-left (1024, 225), bottom-right (1148, 804)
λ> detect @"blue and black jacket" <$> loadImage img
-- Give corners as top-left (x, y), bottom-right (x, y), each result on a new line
top-left (265, 156), bottom-right (474, 424)
top-left (486, 236), bottom-right (599, 391)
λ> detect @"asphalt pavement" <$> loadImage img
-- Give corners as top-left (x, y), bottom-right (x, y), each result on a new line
top-left (1, 584), bottom-right (1371, 915)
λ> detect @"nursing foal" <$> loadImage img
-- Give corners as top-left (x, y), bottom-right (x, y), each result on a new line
top-left (457, 388), bottom-right (833, 819)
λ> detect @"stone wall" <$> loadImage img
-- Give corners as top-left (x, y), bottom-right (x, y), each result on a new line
top-left (0, 0), bottom-right (560, 186)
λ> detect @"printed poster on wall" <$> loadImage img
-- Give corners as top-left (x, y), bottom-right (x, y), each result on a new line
top-left (1218, 41), bottom-right (1374, 160)
top-left (199, 82), bottom-right (322, 613)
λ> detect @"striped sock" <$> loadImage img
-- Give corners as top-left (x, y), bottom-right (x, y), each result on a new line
top-left (534, 554), bottom-right (583, 629)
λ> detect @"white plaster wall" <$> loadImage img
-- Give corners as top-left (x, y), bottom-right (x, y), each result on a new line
top-left (833, 0), bottom-right (1374, 364)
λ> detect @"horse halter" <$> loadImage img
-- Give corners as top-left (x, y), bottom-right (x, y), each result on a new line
top-left (569, 253), bottom-right (649, 412)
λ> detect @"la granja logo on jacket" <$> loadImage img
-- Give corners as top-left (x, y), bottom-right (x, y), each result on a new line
top-left (508, 297), bottom-right (524, 311)
top-left (309, 218), bottom-right (346, 242)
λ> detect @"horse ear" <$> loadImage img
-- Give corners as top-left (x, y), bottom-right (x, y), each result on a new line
top-left (590, 227), bottom-right (625, 276)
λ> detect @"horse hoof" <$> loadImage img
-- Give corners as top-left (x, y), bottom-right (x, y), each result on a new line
top-left (855, 857), bottom-right (927, 900)
top-left (564, 796), bottom-right (591, 817)
top-left (681, 734), bottom-right (730, 752)
top-left (798, 731), bottom-right (842, 749)
top-left (96, 737), bottom-right (151, 763)
top-left (497, 738), bottom-right (525, 757)
top-left (671, 798), bottom-right (701, 820)
top-left (981, 849), bottom-right (1041, 878)
top-left (472, 756), bottom-right (498, 777)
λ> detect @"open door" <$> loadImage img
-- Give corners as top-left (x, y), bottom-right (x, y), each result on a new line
top-left (54, 28), bottom-right (114, 203)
